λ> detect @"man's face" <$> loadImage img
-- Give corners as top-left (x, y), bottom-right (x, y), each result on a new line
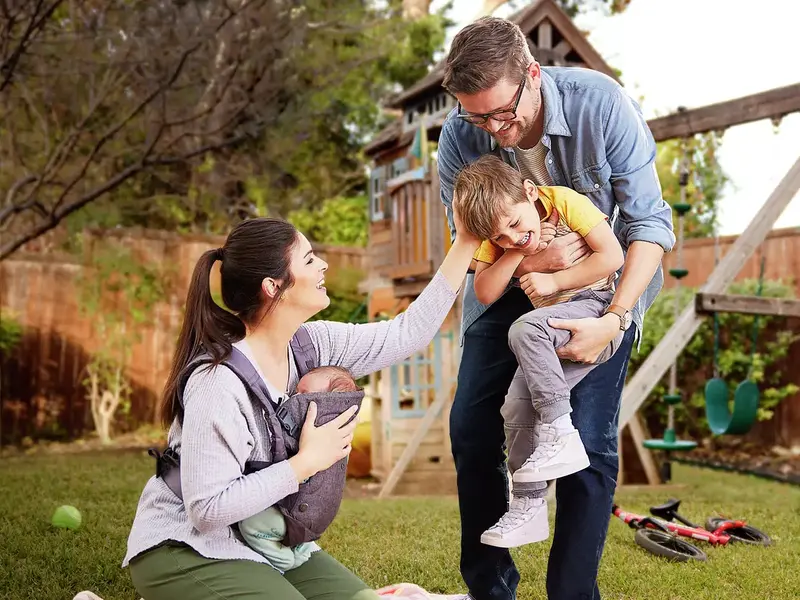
top-left (455, 63), bottom-right (542, 148)
top-left (491, 181), bottom-right (542, 254)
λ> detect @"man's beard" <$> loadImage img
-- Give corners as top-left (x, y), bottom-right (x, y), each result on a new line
top-left (489, 116), bottom-right (534, 148)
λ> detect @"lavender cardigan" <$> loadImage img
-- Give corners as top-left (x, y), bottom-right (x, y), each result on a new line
top-left (123, 271), bottom-right (457, 567)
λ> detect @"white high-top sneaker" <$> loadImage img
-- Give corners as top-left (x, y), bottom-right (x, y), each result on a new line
top-left (480, 496), bottom-right (549, 548)
top-left (512, 422), bottom-right (589, 483)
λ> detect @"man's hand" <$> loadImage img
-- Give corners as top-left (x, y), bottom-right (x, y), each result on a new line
top-left (513, 207), bottom-right (591, 276)
top-left (519, 272), bottom-right (559, 301)
top-left (548, 313), bottom-right (620, 363)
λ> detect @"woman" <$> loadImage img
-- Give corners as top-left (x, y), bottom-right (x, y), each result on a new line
top-left (123, 215), bottom-right (479, 599)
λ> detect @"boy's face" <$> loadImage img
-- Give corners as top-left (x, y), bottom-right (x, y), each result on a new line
top-left (490, 180), bottom-right (541, 254)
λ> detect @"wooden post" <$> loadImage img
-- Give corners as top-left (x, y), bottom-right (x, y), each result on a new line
top-left (619, 154), bottom-right (800, 429)
top-left (378, 386), bottom-right (448, 499)
top-left (695, 293), bottom-right (800, 317)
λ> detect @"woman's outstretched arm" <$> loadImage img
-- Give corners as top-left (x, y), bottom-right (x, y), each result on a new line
top-left (306, 227), bottom-right (480, 379)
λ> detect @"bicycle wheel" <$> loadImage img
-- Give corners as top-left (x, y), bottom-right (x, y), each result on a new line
top-left (634, 528), bottom-right (708, 562)
top-left (705, 517), bottom-right (772, 546)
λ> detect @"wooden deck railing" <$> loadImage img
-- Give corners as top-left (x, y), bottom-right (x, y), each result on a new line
top-left (386, 175), bottom-right (446, 281)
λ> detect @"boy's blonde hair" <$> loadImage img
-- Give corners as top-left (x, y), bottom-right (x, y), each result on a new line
top-left (453, 155), bottom-right (528, 240)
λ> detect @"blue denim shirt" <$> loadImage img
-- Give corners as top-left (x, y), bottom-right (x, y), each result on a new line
top-left (437, 67), bottom-right (675, 347)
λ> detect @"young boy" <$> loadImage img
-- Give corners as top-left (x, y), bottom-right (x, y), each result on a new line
top-left (238, 365), bottom-right (359, 571)
top-left (453, 155), bottom-right (626, 548)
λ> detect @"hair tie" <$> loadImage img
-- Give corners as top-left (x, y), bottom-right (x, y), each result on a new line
top-left (215, 247), bottom-right (224, 262)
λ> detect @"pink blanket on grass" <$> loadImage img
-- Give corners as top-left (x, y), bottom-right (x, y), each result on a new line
top-left (375, 583), bottom-right (464, 599)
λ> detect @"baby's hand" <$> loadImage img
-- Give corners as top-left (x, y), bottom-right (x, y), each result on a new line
top-left (519, 272), bottom-right (559, 300)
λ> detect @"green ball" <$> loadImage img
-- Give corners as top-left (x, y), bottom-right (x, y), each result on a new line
top-left (51, 505), bottom-right (82, 530)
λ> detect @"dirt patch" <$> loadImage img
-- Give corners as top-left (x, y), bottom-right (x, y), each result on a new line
top-left (683, 438), bottom-right (800, 483)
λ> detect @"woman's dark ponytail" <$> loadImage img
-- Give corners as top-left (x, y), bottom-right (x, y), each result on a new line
top-left (159, 248), bottom-right (245, 428)
top-left (158, 218), bottom-right (299, 428)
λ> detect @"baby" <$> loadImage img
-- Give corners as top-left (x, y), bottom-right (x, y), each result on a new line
top-left (295, 365), bottom-right (360, 395)
top-left (238, 365), bottom-right (359, 571)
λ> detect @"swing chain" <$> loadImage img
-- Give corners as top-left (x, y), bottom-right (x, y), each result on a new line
top-left (746, 255), bottom-right (767, 380)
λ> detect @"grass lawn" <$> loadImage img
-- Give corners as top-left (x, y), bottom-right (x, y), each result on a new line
top-left (1, 451), bottom-right (798, 600)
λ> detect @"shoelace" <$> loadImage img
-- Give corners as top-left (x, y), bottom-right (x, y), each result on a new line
top-left (527, 441), bottom-right (560, 463)
top-left (489, 501), bottom-right (533, 533)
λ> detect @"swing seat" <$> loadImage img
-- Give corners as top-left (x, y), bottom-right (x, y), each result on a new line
top-left (704, 377), bottom-right (759, 435)
top-left (643, 427), bottom-right (697, 451)
top-left (642, 439), bottom-right (698, 451)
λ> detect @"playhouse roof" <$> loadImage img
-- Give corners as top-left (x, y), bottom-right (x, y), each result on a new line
top-left (365, 0), bottom-right (619, 157)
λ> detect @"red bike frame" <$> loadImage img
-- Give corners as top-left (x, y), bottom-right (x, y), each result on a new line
top-left (611, 505), bottom-right (746, 546)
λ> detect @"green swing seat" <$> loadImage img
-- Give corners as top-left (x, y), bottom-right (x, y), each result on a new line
top-left (703, 257), bottom-right (766, 436)
top-left (704, 378), bottom-right (760, 435)
top-left (643, 422), bottom-right (697, 452)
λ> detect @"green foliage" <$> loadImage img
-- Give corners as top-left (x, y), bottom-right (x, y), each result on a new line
top-left (288, 195), bottom-right (369, 247)
top-left (308, 267), bottom-right (368, 325)
top-left (655, 132), bottom-right (728, 239)
top-left (630, 278), bottom-right (799, 439)
top-left (0, 308), bottom-right (23, 356)
top-left (76, 242), bottom-right (171, 442)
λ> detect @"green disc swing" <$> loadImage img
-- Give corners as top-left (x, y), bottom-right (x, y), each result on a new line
top-left (704, 253), bottom-right (766, 435)
top-left (643, 134), bottom-right (697, 483)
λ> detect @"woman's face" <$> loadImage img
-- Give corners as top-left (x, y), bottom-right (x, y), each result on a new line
top-left (283, 232), bottom-right (330, 317)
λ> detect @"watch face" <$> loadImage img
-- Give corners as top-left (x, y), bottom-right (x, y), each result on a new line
top-left (623, 312), bottom-right (632, 330)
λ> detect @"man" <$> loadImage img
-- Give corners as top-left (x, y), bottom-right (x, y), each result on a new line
top-left (437, 17), bottom-right (675, 600)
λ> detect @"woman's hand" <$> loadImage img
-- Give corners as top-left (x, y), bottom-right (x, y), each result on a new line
top-left (451, 199), bottom-right (481, 250)
top-left (289, 403), bottom-right (359, 482)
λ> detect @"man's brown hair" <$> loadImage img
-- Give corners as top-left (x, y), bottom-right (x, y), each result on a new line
top-left (443, 17), bottom-right (532, 96)
top-left (453, 155), bottom-right (528, 241)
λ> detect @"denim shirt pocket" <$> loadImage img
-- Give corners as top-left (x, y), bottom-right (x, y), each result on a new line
top-left (570, 160), bottom-right (612, 195)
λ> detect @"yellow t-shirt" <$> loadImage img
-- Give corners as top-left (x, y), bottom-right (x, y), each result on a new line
top-left (473, 185), bottom-right (615, 307)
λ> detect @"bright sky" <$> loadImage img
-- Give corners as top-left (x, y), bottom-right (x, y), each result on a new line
top-left (430, 0), bottom-right (800, 235)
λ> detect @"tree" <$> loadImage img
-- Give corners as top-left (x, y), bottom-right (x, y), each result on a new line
top-left (655, 132), bottom-right (727, 239)
top-left (77, 240), bottom-right (169, 444)
top-left (0, 1), bottom-right (448, 254)
top-left (1, 0), bottom-right (312, 259)
top-left (288, 195), bottom-right (369, 248)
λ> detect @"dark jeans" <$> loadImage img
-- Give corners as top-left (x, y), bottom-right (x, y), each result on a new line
top-left (450, 287), bottom-right (635, 600)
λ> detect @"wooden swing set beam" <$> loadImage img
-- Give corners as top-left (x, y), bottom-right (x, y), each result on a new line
top-left (618, 154), bottom-right (800, 429)
top-left (647, 82), bottom-right (800, 142)
top-left (695, 293), bottom-right (800, 318)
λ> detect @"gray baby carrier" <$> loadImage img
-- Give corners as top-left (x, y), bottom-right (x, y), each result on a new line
top-left (149, 328), bottom-right (364, 547)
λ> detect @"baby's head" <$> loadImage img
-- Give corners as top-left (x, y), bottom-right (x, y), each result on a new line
top-left (296, 366), bottom-right (359, 395)
top-left (453, 155), bottom-right (541, 252)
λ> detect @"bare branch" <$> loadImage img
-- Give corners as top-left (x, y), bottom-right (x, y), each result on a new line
top-left (0, 0), bottom-right (64, 92)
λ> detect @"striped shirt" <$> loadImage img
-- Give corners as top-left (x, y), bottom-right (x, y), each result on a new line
top-left (515, 140), bottom-right (554, 186)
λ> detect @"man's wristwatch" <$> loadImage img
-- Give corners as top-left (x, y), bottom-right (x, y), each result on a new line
top-left (605, 304), bottom-right (632, 331)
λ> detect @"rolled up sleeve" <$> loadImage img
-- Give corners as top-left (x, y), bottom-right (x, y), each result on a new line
top-left (605, 90), bottom-right (676, 253)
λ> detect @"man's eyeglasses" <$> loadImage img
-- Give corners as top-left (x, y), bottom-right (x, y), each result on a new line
top-left (456, 74), bottom-right (526, 125)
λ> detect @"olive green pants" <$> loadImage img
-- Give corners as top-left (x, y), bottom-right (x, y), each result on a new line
top-left (129, 543), bottom-right (380, 600)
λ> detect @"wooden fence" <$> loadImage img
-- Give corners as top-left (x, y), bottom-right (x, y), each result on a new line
top-left (0, 228), bottom-right (366, 445)
top-left (661, 227), bottom-right (800, 447)
top-left (2, 226), bottom-right (799, 447)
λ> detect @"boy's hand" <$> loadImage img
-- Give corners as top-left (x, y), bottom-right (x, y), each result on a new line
top-left (519, 272), bottom-right (559, 300)
top-left (534, 206), bottom-right (559, 252)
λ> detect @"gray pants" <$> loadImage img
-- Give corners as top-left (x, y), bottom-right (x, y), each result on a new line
top-left (502, 289), bottom-right (624, 497)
